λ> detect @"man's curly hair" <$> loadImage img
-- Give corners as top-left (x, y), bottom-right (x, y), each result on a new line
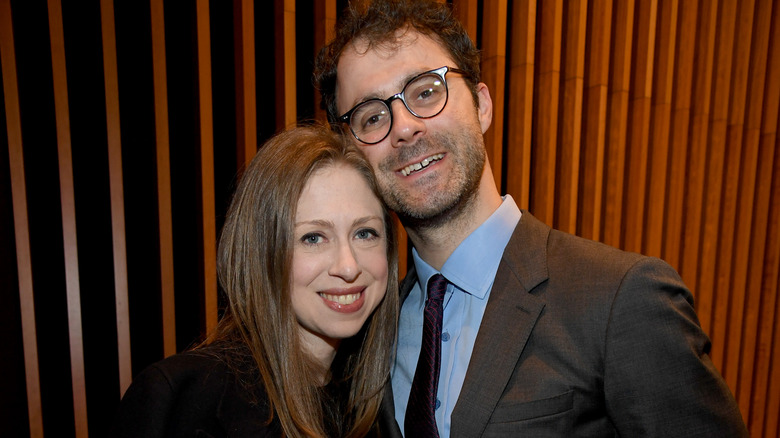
top-left (313, 0), bottom-right (482, 124)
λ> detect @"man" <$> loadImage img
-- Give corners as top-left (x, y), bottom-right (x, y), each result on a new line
top-left (314, 1), bottom-right (748, 436)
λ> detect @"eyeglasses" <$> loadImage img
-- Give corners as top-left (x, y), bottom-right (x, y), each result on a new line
top-left (338, 66), bottom-right (467, 145)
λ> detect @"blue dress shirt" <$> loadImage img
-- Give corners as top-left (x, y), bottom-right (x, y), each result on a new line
top-left (391, 195), bottom-right (521, 437)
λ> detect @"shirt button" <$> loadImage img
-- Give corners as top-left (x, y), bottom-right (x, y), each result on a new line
top-left (442, 331), bottom-right (450, 342)
top-left (435, 399), bottom-right (441, 410)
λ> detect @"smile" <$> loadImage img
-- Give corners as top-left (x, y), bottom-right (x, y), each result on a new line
top-left (400, 153), bottom-right (444, 176)
top-left (319, 291), bottom-right (363, 305)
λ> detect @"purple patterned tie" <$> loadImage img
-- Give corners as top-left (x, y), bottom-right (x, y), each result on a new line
top-left (405, 274), bottom-right (448, 438)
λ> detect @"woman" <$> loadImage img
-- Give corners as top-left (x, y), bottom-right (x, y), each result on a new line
top-left (112, 124), bottom-right (399, 437)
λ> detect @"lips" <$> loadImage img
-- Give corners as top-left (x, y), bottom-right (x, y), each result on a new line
top-left (400, 153), bottom-right (444, 176)
top-left (318, 287), bottom-right (366, 313)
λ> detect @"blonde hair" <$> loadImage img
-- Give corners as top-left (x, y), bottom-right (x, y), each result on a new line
top-left (209, 124), bottom-right (398, 437)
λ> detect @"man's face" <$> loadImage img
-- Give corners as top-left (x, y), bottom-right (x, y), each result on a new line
top-left (335, 31), bottom-right (492, 225)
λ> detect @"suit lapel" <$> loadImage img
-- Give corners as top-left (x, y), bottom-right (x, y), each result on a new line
top-left (450, 212), bottom-right (550, 436)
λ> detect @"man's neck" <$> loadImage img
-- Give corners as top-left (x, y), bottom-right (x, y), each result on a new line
top-left (405, 166), bottom-right (502, 271)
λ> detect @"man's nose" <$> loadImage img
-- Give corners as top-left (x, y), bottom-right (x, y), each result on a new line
top-left (389, 100), bottom-right (425, 147)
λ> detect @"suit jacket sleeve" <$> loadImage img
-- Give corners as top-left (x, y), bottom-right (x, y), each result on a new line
top-left (603, 257), bottom-right (747, 436)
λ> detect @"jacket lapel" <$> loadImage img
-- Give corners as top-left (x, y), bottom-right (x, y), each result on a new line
top-left (450, 212), bottom-right (550, 436)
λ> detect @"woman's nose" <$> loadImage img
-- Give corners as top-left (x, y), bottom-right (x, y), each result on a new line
top-left (328, 241), bottom-right (361, 281)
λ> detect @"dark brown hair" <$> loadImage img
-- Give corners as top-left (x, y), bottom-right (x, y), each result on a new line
top-left (208, 123), bottom-right (398, 437)
top-left (313, 0), bottom-right (481, 124)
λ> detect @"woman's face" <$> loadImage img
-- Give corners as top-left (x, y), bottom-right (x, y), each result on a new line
top-left (291, 162), bottom-right (389, 362)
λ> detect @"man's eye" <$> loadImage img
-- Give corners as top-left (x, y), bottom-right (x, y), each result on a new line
top-left (365, 114), bottom-right (381, 126)
top-left (360, 111), bottom-right (387, 129)
top-left (417, 87), bottom-right (434, 100)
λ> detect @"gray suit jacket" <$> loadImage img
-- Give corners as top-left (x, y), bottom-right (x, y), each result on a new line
top-left (387, 211), bottom-right (747, 437)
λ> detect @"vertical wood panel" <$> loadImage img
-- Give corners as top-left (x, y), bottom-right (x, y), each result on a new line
top-left (0, 1), bottom-right (44, 434)
top-left (313, 0), bottom-right (336, 122)
top-left (47, 1), bottom-right (89, 435)
top-left (748, 4), bottom-right (780, 433)
top-left (196, 0), bottom-right (218, 334)
top-left (733, 0), bottom-right (773, 420)
top-left (275, 0), bottom-right (297, 130)
top-left (505, 0), bottom-right (536, 208)
top-left (99, 0), bottom-right (132, 396)
top-left (661, 0), bottom-right (698, 270)
top-left (718, 0), bottom-right (755, 389)
top-left (681, 0), bottom-right (718, 322)
top-left (453, 0), bottom-right (478, 47)
top-left (622, 0), bottom-right (656, 253)
top-left (578, 0), bottom-right (612, 241)
top-left (531, 0), bottom-right (563, 225)
top-left (235, 0), bottom-right (257, 168)
top-left (743, 129), bottom-right (778, 432)
top-left (481, 0), bottom-right (507, 189)
top-left (761, 129), bottom-right (780, 438)
top-left (149, 0), bottom-right (176, 358)
top-left (699, 0), bottom-right (737, 371)
top-left (643, 0), bottom-right (677, 258)
top-left (602, 0), bottom-right (634, 247)
top-left (555, 0), bottom-right (587, 234)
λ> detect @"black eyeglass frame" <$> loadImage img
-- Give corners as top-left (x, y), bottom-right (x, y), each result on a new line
top-left (338, 65), bottom-right (468, 145)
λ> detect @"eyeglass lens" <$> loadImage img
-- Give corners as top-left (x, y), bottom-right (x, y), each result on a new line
top-left (350, 72), bottom-right (447, 144)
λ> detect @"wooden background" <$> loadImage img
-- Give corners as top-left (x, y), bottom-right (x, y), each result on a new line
top-left (1, 0), bottom-right (779, 436)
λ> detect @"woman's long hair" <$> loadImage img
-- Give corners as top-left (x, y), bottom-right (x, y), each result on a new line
top-left (208, 124), bottom-right (398, 437)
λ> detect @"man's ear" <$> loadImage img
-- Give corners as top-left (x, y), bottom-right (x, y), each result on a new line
top-left (476, 82), bottom-right (493, 133)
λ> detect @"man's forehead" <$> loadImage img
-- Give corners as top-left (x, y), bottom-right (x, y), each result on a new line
top-left (349, 27), bottom-right (422, 57)
top-left (336, 32), bottom-right (452, 106)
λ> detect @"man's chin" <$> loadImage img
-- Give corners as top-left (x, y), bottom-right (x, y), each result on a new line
top-left (394, 197), bottom-right (466, 230)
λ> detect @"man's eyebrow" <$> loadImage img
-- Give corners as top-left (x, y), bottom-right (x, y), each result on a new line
top-left (350, 69), bottom-right (430, 107)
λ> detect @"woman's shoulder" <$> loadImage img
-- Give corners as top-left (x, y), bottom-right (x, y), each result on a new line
top-left (144, 348), bottom-right (230, 382)
top-left (112, 344), bottom-right (278, 437)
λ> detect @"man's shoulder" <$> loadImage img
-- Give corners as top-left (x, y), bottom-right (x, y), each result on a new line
top-left (512, 211), bottom-right (645, 270)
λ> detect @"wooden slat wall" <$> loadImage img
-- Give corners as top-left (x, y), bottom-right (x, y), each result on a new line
top-left (99, 0), bottom-right (132, 397)
top-left (751, 5), bottom-right (780, 435)
top-left (0, 1), bottom-right (43, 435)
top-left (481, 0), bottom-right (508, 190)
top-left (1, 1), bottom-right (779, 436)
top-left (46, 1), bottom-right (88, 436)
top-left (195, 0), bottom-right (218, 337)
top-left (235, 0), bottom-right (257, 171)
top-left (149, 0), bottom-right (176, 359)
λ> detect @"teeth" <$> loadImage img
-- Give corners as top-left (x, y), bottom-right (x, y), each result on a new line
top-left (401, 153), bottom-right (444, 176)
top-left (319, 293), bottom-right (361, 305)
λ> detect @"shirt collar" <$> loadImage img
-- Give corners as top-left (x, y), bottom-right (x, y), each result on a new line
top-left (412, 195), bottom-right (522, 299)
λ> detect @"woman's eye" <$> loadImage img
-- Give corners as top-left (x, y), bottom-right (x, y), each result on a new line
top-left (301, 233), bottom-right (324, 245)
top-left (355, 228), bottom-right (379, 240)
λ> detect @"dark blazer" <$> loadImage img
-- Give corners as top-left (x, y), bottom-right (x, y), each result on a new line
top-left (112, 349), bottom-right (398, 437)
top-left (111, 351), bottom-right (281, 437)
top-left (388, 211), bottom-right (747, 437)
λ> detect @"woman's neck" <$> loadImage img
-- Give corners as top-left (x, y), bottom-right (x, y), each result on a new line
top-left (299, 329), bottom-right (340, 384)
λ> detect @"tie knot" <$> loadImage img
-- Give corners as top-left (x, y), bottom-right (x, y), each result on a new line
top-left (427, 274), bottom-right (448, 302)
